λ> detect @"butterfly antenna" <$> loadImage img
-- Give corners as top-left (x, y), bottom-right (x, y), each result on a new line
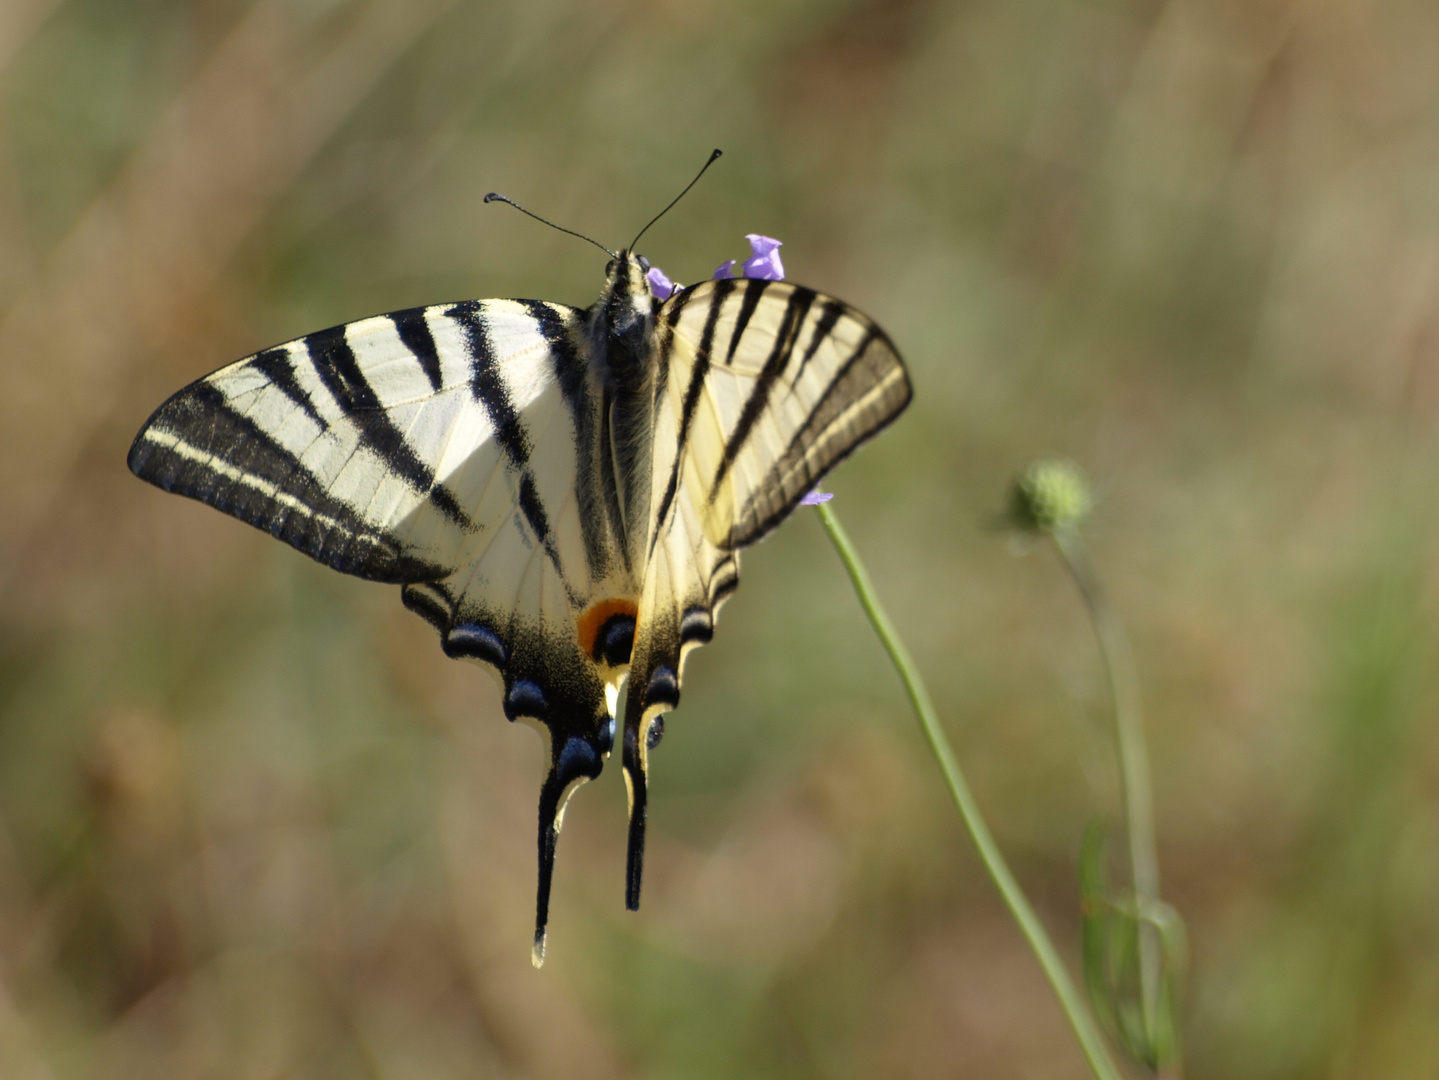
top-left (484, 193), bottom-right (617, 259)
top-left (629, 148), bottom-right (723, 252)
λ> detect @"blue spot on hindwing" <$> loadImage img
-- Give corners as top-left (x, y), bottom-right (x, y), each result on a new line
top-left (506, 679), bottom-right (549, 721)
top-left (556, 736), bottom-right (602, 785)
top-left (645, 665), bottom-right (679, 710)
top-left (679, 606), bottom-right (713, 645)
top-left (444, 622), bottom-right (508, 667)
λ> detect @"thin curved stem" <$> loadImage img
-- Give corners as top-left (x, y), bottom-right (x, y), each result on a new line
top-left (1051, 527), bottom-right (1163, 1050)
top-left (816, 504), bottom-right (1123, 1080)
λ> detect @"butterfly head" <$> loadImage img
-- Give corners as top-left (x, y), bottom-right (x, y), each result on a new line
top-left (595, 249), bottom-right (660, 364)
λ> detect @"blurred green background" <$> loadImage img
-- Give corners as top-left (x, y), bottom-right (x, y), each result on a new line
top-left (1, 0), bottom-right (1437, 1076)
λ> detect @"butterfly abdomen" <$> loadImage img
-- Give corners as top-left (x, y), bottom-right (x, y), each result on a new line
top-left (587, 254), bottom-right (669, 567)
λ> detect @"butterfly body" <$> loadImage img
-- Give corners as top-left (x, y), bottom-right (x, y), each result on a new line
top-left (129, 249), bottom-right (910, 964)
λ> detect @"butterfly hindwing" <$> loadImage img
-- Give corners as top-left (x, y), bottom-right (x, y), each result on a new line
top-left (617, 275), bottom-right (911, 906)
top-left (618, 475), bottom-right (737, 908)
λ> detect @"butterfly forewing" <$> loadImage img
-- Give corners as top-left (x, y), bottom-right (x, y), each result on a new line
top-left (132, 303), bottom-right (541, 576)
top-left (653, 277), bottom-right (910, 552)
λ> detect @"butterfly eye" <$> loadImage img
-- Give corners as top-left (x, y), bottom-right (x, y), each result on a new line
top-left (637, 255), bottom-right (651, 272)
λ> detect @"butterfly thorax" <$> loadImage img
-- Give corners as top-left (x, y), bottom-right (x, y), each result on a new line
top-left (588, 251), bottom-right (662, 564)
top-left (589, 252), bottom-right (657, 386)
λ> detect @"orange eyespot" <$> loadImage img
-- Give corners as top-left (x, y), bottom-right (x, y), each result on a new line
top-left (578, 598), bottom-right (639, 665)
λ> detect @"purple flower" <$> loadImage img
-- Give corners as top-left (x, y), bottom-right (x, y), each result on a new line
top-left (657, 235), bottom-right (786, 299)
top-left (800, 489), bottom-right (833, 505)
top-left (646, 266), bottom-right (678, 300)
top-left (742, 234), bottom-right (784, 280)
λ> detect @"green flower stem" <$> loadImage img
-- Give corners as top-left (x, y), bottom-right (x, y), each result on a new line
top-left (1050, 527), bottom-right (1163, 1053)
top-left (816, 504), bottom-right (1123, 1080)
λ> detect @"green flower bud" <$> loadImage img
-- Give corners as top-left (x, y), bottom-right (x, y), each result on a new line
top-left (1010, 459), bottom-right (1092, 534)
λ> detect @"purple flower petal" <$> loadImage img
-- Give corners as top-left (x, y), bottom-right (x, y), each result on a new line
top-left (742, 234), bottom-right (784, 281)
top-left (713, 260), bottom-right (736, 281)
top-left (800, 489), bottom-right (833, 505)
top-left (646, 266), bottom-right (677, 300)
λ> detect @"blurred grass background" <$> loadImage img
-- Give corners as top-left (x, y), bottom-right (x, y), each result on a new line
top-left (0, 0), bottom-right (1437, 1076)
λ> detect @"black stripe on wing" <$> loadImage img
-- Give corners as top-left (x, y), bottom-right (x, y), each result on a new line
top-left (710, 555), bottom-right (740, 603)
top-left (449, 303), bottom-right (580, 604)
top-left (451, 304), bottom-right (532, 466)
top-left (707, 285), bottom-right (816, 499)
top-left (251, 346), bottom-right (324, 427)
top-left (522, 299), bottom-right (618, 582)
top-left (724, 277), bottom-right (766, 365)
top-left (727, 322), bottom-right (910, 547)
top-left (787, 299), bottom-right (844, 391)
top-left (648, 278), bottom-right (736, 558)
top-left (390, 311), bottom-right (444, 392)
top-left (304, 324), bottom-right (474, 530)
top-left (128, 382), bottom-right (447, 582)
top-left (651, 286), bottom-right (699, 416)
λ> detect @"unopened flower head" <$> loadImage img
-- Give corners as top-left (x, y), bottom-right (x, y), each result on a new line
top-left (1010, 459), bottom-right (1092, 534)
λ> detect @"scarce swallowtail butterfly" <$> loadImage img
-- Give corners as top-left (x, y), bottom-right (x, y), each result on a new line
top-left (127, 153), bottom-right (911, 965)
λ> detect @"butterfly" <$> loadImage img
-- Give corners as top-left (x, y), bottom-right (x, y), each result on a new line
top-left (127, 158), bottom-right (911, 964)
